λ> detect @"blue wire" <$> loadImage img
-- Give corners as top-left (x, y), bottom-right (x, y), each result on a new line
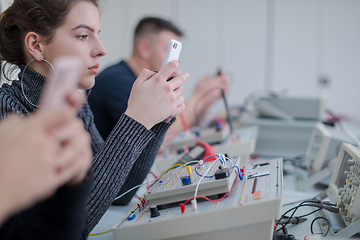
top-left (194, 154), bottom-right (219, 178)
top-left (230, 166), bottom-right (243, 180)
top-left (230, 166), bottom-right (241, 173)
top-left (202, 154), bottom-right (219, 163)
top-left (217, 154), bottom-right (225, 165)
top-left (195, 161), bottom-right (244, 179)
top-left (194, 165), bottom-right (215, 178)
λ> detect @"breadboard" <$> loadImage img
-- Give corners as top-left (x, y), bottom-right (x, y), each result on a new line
top-left (113, 158), bottom-right (283, 240)
top-left (170, 123), bottom-right (231, 151)
top-left (154, 126), bottom-right (258, 174)
top-left (145, 157), bottom-right (241, 206)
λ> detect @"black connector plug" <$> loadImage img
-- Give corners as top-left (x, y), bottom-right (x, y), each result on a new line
top-left (273, 232), bottom-right (296, 240)
top-left (215, 167), bottom-right (230, 180)
top-left (277, 216), bottom-right (307, 225)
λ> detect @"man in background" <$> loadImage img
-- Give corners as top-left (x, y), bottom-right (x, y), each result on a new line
top-left (89, 17), bottom-right (229, 140)
top-left (88, 17), bottom-right (229, 205)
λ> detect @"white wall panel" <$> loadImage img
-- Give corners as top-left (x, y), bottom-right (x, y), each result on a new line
top-left (272, 0), bottom-right (319, 97)
top-left (98, 0), bottom-right (124, 71)
top-left (96, 0), bottom-right (360, 118)
top-left (221, 0), bottom-right (268, 106)
top-left (175, 0), bottom-right (219, 100)
top-left (0, 0), bottom-right (13, 13)
top-left (320, 0), bottom-right (360, 116)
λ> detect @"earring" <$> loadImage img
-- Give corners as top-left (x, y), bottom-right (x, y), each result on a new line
top-left (21, 58), bottom-right (55, 108)
top-left (86, 88), bottom-right (92, 99)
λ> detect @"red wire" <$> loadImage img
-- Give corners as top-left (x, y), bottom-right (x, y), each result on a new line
top-left (182, 171), bottom-right (240, 206)
top-left (179, 112), bottom-right (189, 131)
top-left (150, 170), bottom-right (158, 179)
top-left (304, 233), bottom-right (322, 240)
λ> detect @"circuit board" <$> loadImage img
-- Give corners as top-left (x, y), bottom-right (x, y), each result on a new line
top-left (153, 125), bottom-right (258, 174)
top-left (113, 158), bottom-right (283, 240)
top-left (169, 123), bottom-right (231, 151)
top-left (144, 157), bottom-right (241, 206)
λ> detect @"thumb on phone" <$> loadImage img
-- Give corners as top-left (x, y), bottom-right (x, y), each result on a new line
top-left (136, 69), bottom-right (157, 85)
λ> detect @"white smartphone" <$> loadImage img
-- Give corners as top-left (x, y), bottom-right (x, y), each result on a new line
top-left (41, 56), bottom-right (83, 108)
top-left (162, 39), bottom-right (182, 68)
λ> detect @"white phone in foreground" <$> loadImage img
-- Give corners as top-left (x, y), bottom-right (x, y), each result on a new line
top-left (162, 39), bottom-right (182, 68)
top-left (41, 56), bottom-right (83, 108)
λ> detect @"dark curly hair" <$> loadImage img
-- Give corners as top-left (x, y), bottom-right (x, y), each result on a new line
top-left (0, 0), bottom-right (98, 80)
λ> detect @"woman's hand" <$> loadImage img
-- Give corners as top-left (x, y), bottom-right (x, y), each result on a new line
top-left (125, 60), bottom-right (188, 129)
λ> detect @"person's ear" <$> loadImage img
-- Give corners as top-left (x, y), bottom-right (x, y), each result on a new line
top-left (137, 39), bottom-right (151, 60)
top-left (24, 32), bottom-right (45, 61)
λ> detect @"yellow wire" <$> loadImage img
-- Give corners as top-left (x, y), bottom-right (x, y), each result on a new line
top-left (89, 164), bottom-right (188, 237)
top-left (88, 228), bottom-right (112, 236)
top-left (157, 163), bottom-right (188, 181)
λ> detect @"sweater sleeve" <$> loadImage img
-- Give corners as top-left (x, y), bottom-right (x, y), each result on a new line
top-left (80, 103), bottom-right (169, 232)
top-left (0, 90), bottom-right (30, 118)
top-left (112, 118), bottom-right (175, 205)
top-left (0, 85), bottom-right (172, 233)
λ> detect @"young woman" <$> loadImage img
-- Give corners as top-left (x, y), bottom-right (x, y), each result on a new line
top-left (0, 0), bottom-right (187, 239)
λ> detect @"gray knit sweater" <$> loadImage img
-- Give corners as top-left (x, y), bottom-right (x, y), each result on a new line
top-left (0, 66), bottom-right (172, 237)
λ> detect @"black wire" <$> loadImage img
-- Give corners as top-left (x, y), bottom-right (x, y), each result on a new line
top-left (325, 108), bottom-right (341, 123)
top-left (276, 202), bottom-right (308, 232)
top-left (280, 202), bottom-right (310, 219)
top-left (283, 154), bottom-right (306, 168)
top-left (277, 202), bottom-right (332, 233)
top-left (296, 208), bottom-right (321, 219)
top-left (193, 86), bottom-right (224, 126)
top-left (283, 154), bottom-right (306, 162)
top-left (221, 89), bottom-right (233, 134)
top-left (276, 201), bottom-right (325, 233)
top-left (310, 216), bottom-right (331, 236)
top-left (273, 232), bottom-right (296, 240)
top-left (282, 199), bottom-right (306, 207)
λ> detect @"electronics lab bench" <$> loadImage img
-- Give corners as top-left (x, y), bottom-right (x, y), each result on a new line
top-left (88, 118), bottom-right (360, 240)
top-left (88, 160), bottom-right (334, 240)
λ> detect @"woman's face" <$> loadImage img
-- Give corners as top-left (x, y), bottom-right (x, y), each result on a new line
top-left (42, 1), bottom-right (106, 90)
